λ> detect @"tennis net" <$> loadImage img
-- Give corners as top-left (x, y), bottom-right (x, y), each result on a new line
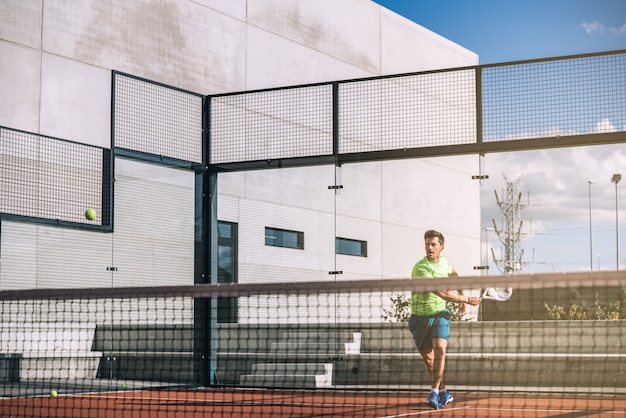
top-left (0, 271), bottom-right (625, 417)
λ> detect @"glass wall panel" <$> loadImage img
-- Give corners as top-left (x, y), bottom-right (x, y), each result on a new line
top-left (112, 158), bottom-right (195, 287)
top-left (482, 144), bottom-right (626, 274)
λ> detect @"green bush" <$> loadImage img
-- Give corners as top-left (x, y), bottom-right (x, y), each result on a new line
top-left (381, 292), bottom-right (411, 322)
top-left (544, 293), bottom-right (621, 320)
top-left (381, 292), bottom-right (468, 322)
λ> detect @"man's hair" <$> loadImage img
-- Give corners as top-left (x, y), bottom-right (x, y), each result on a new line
top-left (424, 229), bottom-right (445, 244)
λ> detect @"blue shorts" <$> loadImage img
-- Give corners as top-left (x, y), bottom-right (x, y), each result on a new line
top-left (408, 309), bottom-right (451, 353)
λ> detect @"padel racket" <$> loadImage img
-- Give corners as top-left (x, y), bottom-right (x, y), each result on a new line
top-left (480, 287), bottom-right (512, 301)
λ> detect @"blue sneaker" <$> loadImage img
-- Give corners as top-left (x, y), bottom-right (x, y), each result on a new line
top-left (426, 391), bottom-right (439, 409)
top-left (438, 391), bottom-right (453, 408)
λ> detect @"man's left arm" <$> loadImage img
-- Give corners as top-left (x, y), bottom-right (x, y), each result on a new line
top-left (434, 269), bottom-right (480, 306)
top-left (434, 289), bottom-right (467, 304)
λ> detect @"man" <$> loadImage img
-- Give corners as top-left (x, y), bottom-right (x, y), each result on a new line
top-left (408, 229), bottom-right (480, 409)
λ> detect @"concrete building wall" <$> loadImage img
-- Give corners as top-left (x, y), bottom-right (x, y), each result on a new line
top-left (1, 0), bottom-right (477, 141)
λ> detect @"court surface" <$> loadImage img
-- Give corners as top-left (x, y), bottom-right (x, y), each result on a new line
top-left (2, 387), bottom-right (625, 417)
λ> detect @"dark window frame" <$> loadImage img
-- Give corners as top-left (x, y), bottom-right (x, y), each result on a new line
top-left (336, 237), bottom-right (368, 257)
top-left (265, 227), bottom-right (304, 250)
top-left (217, 221), bottom-right (238, 323)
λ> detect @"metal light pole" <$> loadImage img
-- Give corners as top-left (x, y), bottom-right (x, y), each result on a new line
top-left (588, 180), bottom-right (597, 271)
top-left (612, 174), bottom-right (621, 270)
top-left (484, 226), bottom-right (493, 275)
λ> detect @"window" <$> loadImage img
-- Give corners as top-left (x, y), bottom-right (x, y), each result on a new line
top-left (336, 237), bottom-right (367, 257)
top-left (265, 227), bottom-right (304, 249)
top-left (217, 221), bottom-right (238, 323)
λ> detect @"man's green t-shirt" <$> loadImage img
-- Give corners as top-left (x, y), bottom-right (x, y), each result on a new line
top-left (410, 255), bottom-right (453, 316)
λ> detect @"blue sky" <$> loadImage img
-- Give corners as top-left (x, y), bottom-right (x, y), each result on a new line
top-left (373, 0), bottom-right (626, 64)
top-left (374, 0), bottom-right (626, 273)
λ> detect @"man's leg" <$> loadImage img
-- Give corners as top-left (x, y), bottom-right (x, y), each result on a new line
top-left (420, 339), bottom-right (447, 390)
top-left (430, 337), bottom-right (447, 390)
top-left (419, 348), bottom-right (434, 377)
top-left (421, 338), bottom-right (449, 409)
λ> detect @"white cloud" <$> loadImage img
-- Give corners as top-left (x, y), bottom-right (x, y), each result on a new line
top-left (484, 126), bottom-right (579, 142)
top-left (485, 117), bottom-right (621, 143)
top-left (580, 21), bottom-right (605, 35)
top-left (580, 21), bottom-right (626, 36)
top-left (482, 139), bottom-right (626, 223)
top-left (609, 23), bottom-right (626, 35)
top-left (592, 118), bottom-right (617, 133)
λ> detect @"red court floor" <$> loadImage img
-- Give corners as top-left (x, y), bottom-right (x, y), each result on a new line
top-left (1, 388), bottom-right (625, 417)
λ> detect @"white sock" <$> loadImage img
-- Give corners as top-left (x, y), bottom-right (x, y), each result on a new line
top-left (430, 388), bottom-right (439, 395)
